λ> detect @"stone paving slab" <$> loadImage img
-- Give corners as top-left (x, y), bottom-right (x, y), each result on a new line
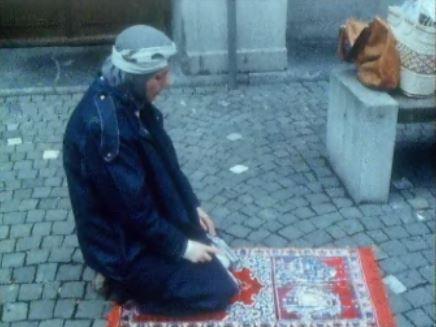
top-left (0, 82), bottom-right (434, 326)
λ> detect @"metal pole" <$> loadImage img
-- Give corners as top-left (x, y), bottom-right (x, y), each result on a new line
top-left (171, 0), bottom-right (182, 47)
top-left (227, 0), bottom-right (237, 89)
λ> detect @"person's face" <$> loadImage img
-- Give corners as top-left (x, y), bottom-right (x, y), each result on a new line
top-left (146, 68), bottom-right (171, 102)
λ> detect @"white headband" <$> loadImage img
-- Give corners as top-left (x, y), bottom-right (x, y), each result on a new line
top-left (111, 42), bottom-right (177, 74)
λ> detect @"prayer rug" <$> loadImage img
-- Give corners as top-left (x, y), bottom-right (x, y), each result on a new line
top-left (107, 247), bottom-right (396, 327)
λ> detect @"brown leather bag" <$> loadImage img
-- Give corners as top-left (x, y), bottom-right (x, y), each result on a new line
top-left (338, 17), bottom-right (401, 90)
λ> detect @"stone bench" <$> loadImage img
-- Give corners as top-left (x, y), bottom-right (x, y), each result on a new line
top-left (326, 67), bottom-right (436, 203)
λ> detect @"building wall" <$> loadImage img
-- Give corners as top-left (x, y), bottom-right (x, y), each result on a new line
top-left (287, 0), bottom-right (404, 43)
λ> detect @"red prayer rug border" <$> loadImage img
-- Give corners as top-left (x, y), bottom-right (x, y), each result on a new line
top-left (107, 247), bottom-right (396, 327)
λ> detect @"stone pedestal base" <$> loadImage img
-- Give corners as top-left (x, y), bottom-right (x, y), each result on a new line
top-left (326, 68), bottom-right (399, 203)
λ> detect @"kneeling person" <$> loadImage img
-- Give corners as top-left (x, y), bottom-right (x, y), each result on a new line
top-left (63, 25), bottom-right (239, 316)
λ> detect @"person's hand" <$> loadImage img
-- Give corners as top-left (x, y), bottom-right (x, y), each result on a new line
top-left (183, 240), bottom-right (219, 263)
top-left (197, 207), bottom-right (217, 236)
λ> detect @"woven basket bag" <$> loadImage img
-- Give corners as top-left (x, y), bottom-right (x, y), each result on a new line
top-left (388, 5), bottom-right (435, 97)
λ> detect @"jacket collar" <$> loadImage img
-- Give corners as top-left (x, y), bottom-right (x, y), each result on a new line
top-left (94, 75), bottom-right (136, 106)
top-left (93, 74), bottom-right (163, 140)
top-left (95, 74), bottom-right (159, 116)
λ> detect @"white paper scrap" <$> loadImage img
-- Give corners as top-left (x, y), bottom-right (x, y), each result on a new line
top-left (7, 138), bottom-right (22, 146)
top-left (43, 150), bottom-right (60, 160)
top-left (383, 275), bottom-right (407, 294)
top-left (230, 165), bottom-right (249, 174)
top-left (227, 133), bottom-right (242, 141)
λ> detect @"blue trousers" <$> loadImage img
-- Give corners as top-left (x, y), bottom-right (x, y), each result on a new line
top-left (120, 254), bottom-right (239, 316)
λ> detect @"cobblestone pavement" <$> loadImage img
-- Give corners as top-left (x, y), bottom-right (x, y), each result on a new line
top-left (0, 81), bottom-right (434, 326)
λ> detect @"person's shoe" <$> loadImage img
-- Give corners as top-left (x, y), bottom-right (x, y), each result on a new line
top-left (106, 280), bottom-right (130, 305)
top-left (92, 272), bottom-right (130, 304)
top-left (92, 273), bottom-right (108, 296)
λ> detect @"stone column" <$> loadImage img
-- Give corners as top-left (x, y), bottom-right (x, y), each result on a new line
top-left (178, 0), bottom-right (288, 75)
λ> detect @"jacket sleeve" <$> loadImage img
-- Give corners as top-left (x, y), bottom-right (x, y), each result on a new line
top-left (162, 130), bottom-right (201, 208)
top-left (155, 108), bottom-right (201, 208)
top-left (179, 170), bottom-right (201, 208)
top-left (83, 123), bottom-right (188, 259)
